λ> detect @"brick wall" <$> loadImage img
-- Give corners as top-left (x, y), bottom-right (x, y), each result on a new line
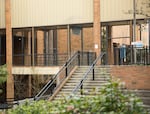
top-left (57, 27), bottom-right (94, 54)
top-left (83, 27), bottom-right (94, 52)
top-left (57, 29), bottom-right (68, 54)
top-left (111, 66), bottom-right (150, 90)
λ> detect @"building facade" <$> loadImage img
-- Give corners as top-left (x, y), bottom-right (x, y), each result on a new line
top-left (0, 0), bottom-right (150, 102)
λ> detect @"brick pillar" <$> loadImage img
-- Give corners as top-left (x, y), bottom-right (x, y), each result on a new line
top-left (37, 30), bottom-right (44, 65)
top-left (5, 0), bottom-right (14, 101)
top-left (37, 31), bottom-right (44, 54)
top-left (93, 0), bottom-right (101, 57)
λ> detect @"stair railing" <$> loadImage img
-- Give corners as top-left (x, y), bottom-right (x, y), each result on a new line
top-left (34, 51), bottom-right (79, 100)
top-left (34, 51), bottom-right (96, 101)
top-left (72, 52), bottom-right (106, 96)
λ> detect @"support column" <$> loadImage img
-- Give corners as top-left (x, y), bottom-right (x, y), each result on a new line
top-left (32, 27), bottom-right (35, 66)
top-left (24, 31), bottom-right (31, 65)
top-left (149, 20), bottom-right (150, 49)
top-left (93, 0), bottom-right (101, 57)
top-left (130, 21), bottom-right (134, 64)
top-left (130, 21), bottom-right (133, 44)
top-left (5, 0), bottom-right (14, 101)
top-left (37, 30), bottom-right (44, 65)
top-left (67, 25), bottom-right (71, 57)
top-left (107, 26), bottom-right (113, 65)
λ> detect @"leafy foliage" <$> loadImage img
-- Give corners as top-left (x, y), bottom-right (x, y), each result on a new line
top-left (0, 64), bottom-right (7, 83)
top-left (8, 80), bottom-right (148, 114)
top-left (0, 64), bottom-right (7, 93)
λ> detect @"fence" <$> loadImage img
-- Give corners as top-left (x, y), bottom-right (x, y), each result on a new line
top-left (114, 46), bottom-right (150, 65)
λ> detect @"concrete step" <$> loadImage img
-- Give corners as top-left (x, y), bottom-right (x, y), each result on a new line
top-left (132, 90), bottom-right (150, 97)
top-left (78, 65), bottom-right (110, 69)
top-left (75, 67), bottom-right (110, 71)
top-left (140, 97), bottom-right (150, 105)
top-left (142, 105), bottom-right (150, 113)
top-left (71, 75), bottom-right (110, 79)
top-left (75, 68), bottom-right (111, 71)
top-left (70, 77), bottom-right (110, 81)
top-left (52, 66), bottom-right (111, 101)
top-left (72, 73), bottom-right (111, 76)
top-left (67, 80), bottom-right (108, 83)
top-left (62, 85), bottom-right (105, 90)
top-left (65, 82), bottom-right (108, 86)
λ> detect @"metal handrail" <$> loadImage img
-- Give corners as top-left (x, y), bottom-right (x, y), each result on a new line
top-left (72, 52), bottom-right (106, 95)
top-left (34, 51), bottom-right (79, 100)
top-left (0, 51), bottom-right (96, 109)
top-left (13, 53), bottom-right (69, 66)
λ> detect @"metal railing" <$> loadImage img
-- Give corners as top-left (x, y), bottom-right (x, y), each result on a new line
top-left (13, 53), bottom-right (68, 66)
top-left (0, 51), bottom-right (96, 108)
top-left (34, 51), bottom-right (96, 100)
top-left (114, 46), bottom-right (150, 65)
top-left (72, 52), bottom-right (106, 96)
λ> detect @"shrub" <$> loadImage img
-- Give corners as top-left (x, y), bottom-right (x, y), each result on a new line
top-left (8, 80), bottom-right (148, 114)
top-left (0, 64), bottom-right (7, 93)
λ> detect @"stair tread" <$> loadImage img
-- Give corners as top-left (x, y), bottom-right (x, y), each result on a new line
top-left (51, 66), bottom-right (111, 103)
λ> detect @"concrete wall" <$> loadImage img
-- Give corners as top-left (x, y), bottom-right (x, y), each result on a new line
top-left (12, 67), bottom-right (60, 75)
top-left (0, 0), bottom-right (5, 28)
top-left (11, 0), bottom-right (93, 28)
top-left (0, 0), bottom-right (149, 28)
top-left (111, 66), bottom-right (150, 90)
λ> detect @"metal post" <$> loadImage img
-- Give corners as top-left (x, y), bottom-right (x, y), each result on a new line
top-left (133, 0), bottom-right (137, 64)
top-left (149, 20), bottom-right (150, 52)
top-left (22, 31), bottom-right (25, 66)
top-left (0, 36), bottom-right (1, 65)
top-left (65, 62), bottom-right (68, 77)
top-left (133, 0), bottom-right (136, 42)
top-left (32, 27), bottom-right (35, 66)
top-left (87, 52), bottom-right (90, 65)
top-left (81, 28), bottom-right (84, 65)
top-left (93, 67), bottom-right (95, 80)
top-left (146, 47), bottom-right (148, 65)
top-left (80, 80), bottom-right (83, 95)
top-left (67, 25), bottom-right (71, 58)
top-left (78, 51), bottom-right (80, 66)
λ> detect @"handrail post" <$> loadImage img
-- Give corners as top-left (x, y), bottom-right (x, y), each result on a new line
top-left (87, 52), bottom-right (90, 65)
top-left (93, 66), bottom-right (95, 80)
top-left (80, 80), bottom-right (83, 95)
top-left (65, 62), bottom-right (68, 77)
top-left (78, 51), bottom-right (80, 66)
top-left (144, 48), bottom-right (145, 65)
top-left (146, 47), bottom-right (148, 65)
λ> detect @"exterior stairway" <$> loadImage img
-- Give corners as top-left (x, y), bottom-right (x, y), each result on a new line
top-left (131, 90), bottom-right (150, 112)
top-left (52, 66), bottom-right (111, 100)
top-left (50, 66), bottom-right (150, 113)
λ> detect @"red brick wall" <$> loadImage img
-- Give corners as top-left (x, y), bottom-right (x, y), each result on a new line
top-left (57, 29), bottom-right (68, 54)
top-left (111, 66), bottom-right (150, 90)
top-left (57, 27), bottom-right (94, 54)
top-left (71, 29), bottom-right (81, 53)
top-left (83, 27), bottom-right (94, 52)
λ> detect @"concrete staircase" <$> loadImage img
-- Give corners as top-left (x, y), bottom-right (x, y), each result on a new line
top-left (50, 66), bottom-right (150, 113)
top-left (53, 66), bottom-right (111, 100)
top-left (130, 90), bottom-right (150, 112)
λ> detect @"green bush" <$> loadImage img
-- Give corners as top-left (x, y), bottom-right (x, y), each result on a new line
top-left (0, 64), bottom-right (7, 93)
top-left (8, 80), bottom-right (148, 114)
top-left (0, 64), bottom-right (7, 83)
